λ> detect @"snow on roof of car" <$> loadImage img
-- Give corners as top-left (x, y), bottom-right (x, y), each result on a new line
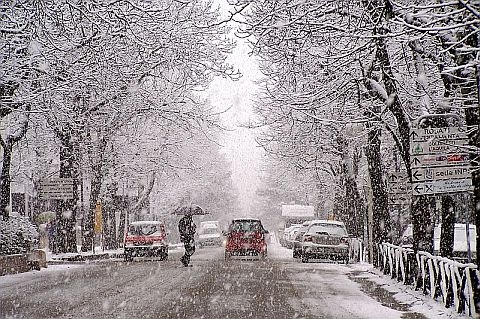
top-left (129, 220), bottom-right (164, 225)
top-left (232, 218), bottom-right (261, 221)
top-left (309, 219), bottom-right (345, 226)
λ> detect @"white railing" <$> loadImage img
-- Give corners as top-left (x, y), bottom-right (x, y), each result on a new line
top-left (349, 238), bottom-right (367, 263)
top-left (377, 242), bottom-right (479, 317)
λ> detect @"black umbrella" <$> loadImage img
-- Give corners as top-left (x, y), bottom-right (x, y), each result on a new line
top-left (172, 204), bottom-right (207, 215)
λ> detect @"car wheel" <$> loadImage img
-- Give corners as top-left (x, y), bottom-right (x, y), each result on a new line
top-left (124, 251), bottom-right (133, 262)
top-left (344, 257), bottom-right (349, 264)
top-left (261, 250), bottom-right (267, 260)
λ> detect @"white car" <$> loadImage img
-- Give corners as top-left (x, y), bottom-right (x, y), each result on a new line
top-left (197, 226), bottom-right (222, 248)
top-left (301, 220), bottom-right (349, 264)
top-left (285, 225), bottom-right (302, 249)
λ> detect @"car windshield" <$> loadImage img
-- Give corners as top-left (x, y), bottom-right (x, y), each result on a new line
top-left (308, 224), bottom-right (347, 236)
top-left (200, 228), bottom-right (219, 235)
top-left (231, 220), bottom-right (262, 232)
top-left (127, 224), bottom-right (161, 236)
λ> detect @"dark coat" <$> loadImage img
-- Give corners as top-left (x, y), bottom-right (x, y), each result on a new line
top-left (178, 215), bottom-right (196, 243)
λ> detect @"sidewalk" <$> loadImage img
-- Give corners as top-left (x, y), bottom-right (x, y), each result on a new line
top-left (48, 243), bottom-right (185, 263)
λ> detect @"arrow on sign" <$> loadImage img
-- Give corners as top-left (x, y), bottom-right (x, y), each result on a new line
top-left (413, 184), bottom-right (424, 194)
top-left (412, 157), bottom-right (421, 166)
top-left (388, 174), bottom-right (398, 183)
top-left (410, 130), bottom-right (419, 140)
top-left (412, 170), bottom-right (423, 181)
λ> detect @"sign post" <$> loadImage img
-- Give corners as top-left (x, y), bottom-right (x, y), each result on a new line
top-left (94, 201), bottom-right (103, 254)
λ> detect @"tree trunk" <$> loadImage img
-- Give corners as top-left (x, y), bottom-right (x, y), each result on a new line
top-left (57, 132), bottom-right (78, 253)
top-left (81, 161), bottom-right (103, 252)
top-left (412, 195), bottom-right (434, 253)
top-left (440, 196), bottom-right (455, 259)
top-left (0, 141), bottom-right (13, 219)
top-left (0, 115), bottom-right (29, 219)
top-left (103, 183), bottom-right (118, 250)
top-left (364, 124), bottom-right (390, 265)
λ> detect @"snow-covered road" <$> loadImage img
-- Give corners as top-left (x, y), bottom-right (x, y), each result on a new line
top-left (0, 244), bottom-right (466, 319)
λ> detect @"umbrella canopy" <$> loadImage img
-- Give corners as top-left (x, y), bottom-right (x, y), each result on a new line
top-left (36, 211), bottom-right (56, 223)
top-left (172, 204), bottom-right (207, 215)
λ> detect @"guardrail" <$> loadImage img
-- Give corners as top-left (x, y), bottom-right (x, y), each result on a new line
top-left (377, 243), bottom-right (479, 317)
top-left (349, 238), bottom-right (366, 263)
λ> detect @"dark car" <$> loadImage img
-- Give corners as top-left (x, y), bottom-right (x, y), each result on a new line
top-left (124, 221), bottom-right (168, 261)
top-left (224, 218), bottom-right (269, 260)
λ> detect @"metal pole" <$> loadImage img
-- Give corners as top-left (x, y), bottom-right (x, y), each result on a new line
top-left (465, 193), bottom-right (472, 263)
top-left (367, 174), bottom-right (374, 263)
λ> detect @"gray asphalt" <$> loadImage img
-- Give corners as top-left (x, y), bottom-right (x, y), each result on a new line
top-left (0, 246), bottom-right (428, 319)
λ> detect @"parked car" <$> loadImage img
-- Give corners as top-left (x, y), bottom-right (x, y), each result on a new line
top-left (401, 223), bottom-right (476, 262)
top-left (285, 224), bottom-right (302, 249)
top-left (280, 224), bottom-right (300, 247)
top-left (301, 220), bottom-right (349, 264)
top-left (224, 218), bottom-right (269, 260)
top-left (198, 226), bottom-right (222, 248)
top-left (292, 221), bottom-right (313, 259)
top-left (124, 221), bottom-right (168, 261)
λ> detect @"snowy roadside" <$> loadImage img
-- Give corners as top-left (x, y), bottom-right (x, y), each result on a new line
top-left (350, 263), bottom-right (468, 319)
top-left (270, 242), bottom-right (468, 319)
top-left (47, 243), bottom-right (185, 262)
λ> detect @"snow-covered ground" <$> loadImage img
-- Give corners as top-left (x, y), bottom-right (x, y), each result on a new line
top-left (271, 243), bottom-right (469, 319)
top-left (0, 242), bottom-right (472, 319)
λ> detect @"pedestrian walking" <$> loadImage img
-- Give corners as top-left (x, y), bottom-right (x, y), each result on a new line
top-left (178, 213), bottom-right (196, 267)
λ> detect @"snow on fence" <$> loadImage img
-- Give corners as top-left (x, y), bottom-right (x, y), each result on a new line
top-left (377, 243), bottom-right (480, 317)
top-left (349, 238), bottom-right (366, 263)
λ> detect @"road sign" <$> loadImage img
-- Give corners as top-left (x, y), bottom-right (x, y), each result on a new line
top-left (411, 166), bottom-right (470, 182)
top-left (387, 172), bottom-right (409, 195)
top-left (410, 126), bottom-right (468, 142)
top-left (387, 172), bottom-right (408, 183)
top-left (410, 138), bottom-right (469, 155)
top-left (38, 178), bottom-right (74, 200)
top-left (410, 153), bottom-right (470, 168)
top-left (412, 179), bottom-right (473, 195)
top-left (388, 193), bottom-right (410, 205)
top-left (388, 183), bottom-right (409, 194)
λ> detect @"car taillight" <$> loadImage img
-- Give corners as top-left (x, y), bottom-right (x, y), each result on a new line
top-left (303, 235), bottom-right (313, 242)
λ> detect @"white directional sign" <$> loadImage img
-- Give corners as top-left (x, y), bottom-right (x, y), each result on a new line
top-left (411, 166), bottom-right (470, 182)
top-left (410, 126), bottom-right (468, 142)
top-left (38, 178), bottom-right (74, 200)
top-left (412, 179), bottom-right (473, 195)
top-left (411, 153), bottom-right (470, 168)
top-left (388, 193), bottom-right (411, 205)
top-left (410, 124), bottom-right (472, 196)
top-left (410, 138), bottom-right (469, 155)
top-left (387, 172), bottom-right (410, 204)
top-left (387, 172), bottom-right (408, 193)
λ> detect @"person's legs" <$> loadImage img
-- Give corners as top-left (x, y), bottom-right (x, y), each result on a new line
top-left (181, 241), bottom-right (189, 266)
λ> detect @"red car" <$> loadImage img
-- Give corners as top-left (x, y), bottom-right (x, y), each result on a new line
top-left (224, 218), bottom-right (269, 260)
top-left (124, 221), bottom-right (168, 261)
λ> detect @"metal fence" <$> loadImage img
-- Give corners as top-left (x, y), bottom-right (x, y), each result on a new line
top-left (378, 243), bottom-right (479, 317)
top-left (348, 239), bottom-right (479, 317)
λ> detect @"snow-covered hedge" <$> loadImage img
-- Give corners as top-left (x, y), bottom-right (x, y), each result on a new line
top-left (0, 214), bottom-right (39, 255)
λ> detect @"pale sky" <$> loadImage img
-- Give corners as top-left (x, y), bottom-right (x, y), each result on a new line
top-left (205, 20), bottom-right (264, 216)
